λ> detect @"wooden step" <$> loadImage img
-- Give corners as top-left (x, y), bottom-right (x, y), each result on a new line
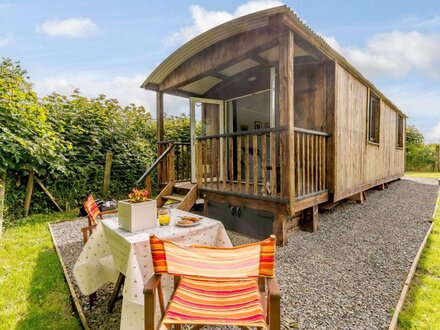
top-left (174, 181), bottom-right (196, 194)
top-left (163, 195), bottom-right (185, 202)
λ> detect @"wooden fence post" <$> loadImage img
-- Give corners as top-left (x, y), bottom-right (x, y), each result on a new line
top-left (0, 170), bottom-right (6, 237)
top-left (24, 170), bottom-right (34, 217)
top-left (103, 151), bottom-right (113, 196)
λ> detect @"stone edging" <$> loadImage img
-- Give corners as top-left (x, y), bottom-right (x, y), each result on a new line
top-left (48, 221), bottom-right (90, 330)
top-left (388, 189), bottom-right (440, 330)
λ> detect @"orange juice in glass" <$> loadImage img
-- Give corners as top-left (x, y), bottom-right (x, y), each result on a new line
top-left (158, 209), bottom-right (170, 226)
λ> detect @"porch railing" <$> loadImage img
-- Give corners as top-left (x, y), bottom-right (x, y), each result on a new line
top-left (294, 128), bottom-right (330, 198)
top-left (196, 126), bottom-right (329, 201)
top-left (136, 141), bottom-right (191, 194)
top-left (196, 126), bottom-right (289, 200)
top-left (157, 141), bottom-right (191, 184)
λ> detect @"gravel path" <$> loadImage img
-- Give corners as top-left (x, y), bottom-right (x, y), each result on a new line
top-left (50, 178), bottom-right (438, 329)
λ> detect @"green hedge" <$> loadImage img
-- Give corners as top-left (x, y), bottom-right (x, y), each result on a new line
top-left (3, 90), bottom-right (191, 225)
top-left (406, 144), bottom-right (437, 172)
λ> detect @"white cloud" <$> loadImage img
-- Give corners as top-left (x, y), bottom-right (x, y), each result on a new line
top-left (426, 122), bottom-right (440, 144)
top-left (382, 84), bottom-right (440, 142)
top-left (33, 71), bottom-right (188, 117)
top-left (36, 17), bottom-right (98, 38)
top-left (323, 31), bottom-right (440, 79)
top-left (167, 0), bottom-right (283, 46)
top-left (404, 15), bottom-right (440, 29)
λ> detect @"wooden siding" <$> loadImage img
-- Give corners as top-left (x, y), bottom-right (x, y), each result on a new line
top-left (334, 64), bottom-right (404, 200)
top-left (294, 62), bottom-right (328, 132)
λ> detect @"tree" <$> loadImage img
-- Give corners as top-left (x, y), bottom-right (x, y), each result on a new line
top-left (406, 125), bottom-right (424, 148)
top-left (0, 58), bottom-right (67, 235)
top-left (405, 125), bottom-right (436, 171)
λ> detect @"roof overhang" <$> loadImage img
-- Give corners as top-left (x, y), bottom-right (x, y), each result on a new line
top-left (141, 6), bottom-right (288, 89)
top-left (142, 5), bottom-right (406, 117)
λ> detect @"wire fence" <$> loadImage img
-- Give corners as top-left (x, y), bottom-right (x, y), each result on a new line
top-left (3, 150), bottom-right (154, 222)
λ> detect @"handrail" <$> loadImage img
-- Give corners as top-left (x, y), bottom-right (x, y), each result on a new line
top-left (197, 126), bottom-right (288, 140)
top-left (135, 143), bottom-right (174, 186)
top-left (196, 126), bottom-right (330, 140)
top-left (157, 141), bottom-right (190, 145)
top-left (294, 127), bottom-right (331, 137)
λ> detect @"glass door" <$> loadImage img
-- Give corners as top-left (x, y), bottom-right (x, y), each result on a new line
top-left (190, 97), bottom-right (224, 183)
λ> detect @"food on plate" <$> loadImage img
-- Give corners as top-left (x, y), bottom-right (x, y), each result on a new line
top-left (177, 219), bottom-right (193, 225)
top-left (180, 216), bottom-right (201, 222)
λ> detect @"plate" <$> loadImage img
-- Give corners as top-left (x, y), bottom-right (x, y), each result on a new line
top-left (180, 216), bottom-right (202, 222)
top-left (176, 221), bottom-right (200, 227)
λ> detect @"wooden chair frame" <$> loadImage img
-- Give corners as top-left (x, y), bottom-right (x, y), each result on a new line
top-left (143, 264), bottom-right (281, 330)
top-left (81, 209), bottom-right (118, 244)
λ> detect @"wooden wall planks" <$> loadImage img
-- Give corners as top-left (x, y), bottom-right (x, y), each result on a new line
top-left (334, 64), bottom-right (404, 200)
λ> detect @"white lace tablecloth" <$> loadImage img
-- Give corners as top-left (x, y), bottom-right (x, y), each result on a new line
top-left (73, 209), bottom-right (231, 329)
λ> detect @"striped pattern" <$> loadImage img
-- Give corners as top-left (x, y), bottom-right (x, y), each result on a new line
top-left (162, 276), bottom-right (266, 329)
top-left (259, 236), bottom-right (276, 277)
top-left (163, 241), bottom-right (261, 278)
top-left (149, 235), bottom-right (276, 278)
top-left (84, 194), bottom-right (100, 225)
top-left (150, 235), bottom-right (168, 273)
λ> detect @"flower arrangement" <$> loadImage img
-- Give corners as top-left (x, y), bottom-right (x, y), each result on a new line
top-left (128, 188), bottom-right (149, 203)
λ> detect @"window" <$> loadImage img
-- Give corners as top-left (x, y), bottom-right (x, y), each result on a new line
top-left (368, 93), bottom-right (380, 143)
top-left (397, 114), bottom-right (404, 148)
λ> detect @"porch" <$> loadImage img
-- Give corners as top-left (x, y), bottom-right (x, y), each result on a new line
top-left (196, 126), bottom-right (329, 207)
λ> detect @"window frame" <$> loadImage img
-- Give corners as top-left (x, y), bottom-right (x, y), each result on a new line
top-left (396, 114), bottom-right (404, 149)
top-left (367, 91), bottom-right (381, 145)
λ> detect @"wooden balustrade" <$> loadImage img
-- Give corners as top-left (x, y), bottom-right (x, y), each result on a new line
top-left (196, 126), bottom-right (289, 200)
top-left (196, 126), bottom-right (329, 201)
top-left (157, 141), bottom-right (191, 184)
top-left (293, 128), bottom-right (329, 198)
top-left (136, 141), bottom-right (191, 194)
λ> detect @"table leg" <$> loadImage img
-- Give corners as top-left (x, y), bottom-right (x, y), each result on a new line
top-left (108, 272), bottom-right (125, 313)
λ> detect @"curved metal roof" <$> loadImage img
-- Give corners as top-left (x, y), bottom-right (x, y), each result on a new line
top-left (141, 6), bottom-right (288, 88)
top-left (142, 5), bottom-right (405, 116)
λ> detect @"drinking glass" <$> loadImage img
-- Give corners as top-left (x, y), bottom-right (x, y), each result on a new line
top-left (158, 209), bottom-right (171, 226)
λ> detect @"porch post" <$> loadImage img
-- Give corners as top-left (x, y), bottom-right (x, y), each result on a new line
top-left (278, 30), bottom-right (295, 215)
top-left (156, 91), bottom-right (165, 184)
top-left (156, 91), bottom-right (164, 143)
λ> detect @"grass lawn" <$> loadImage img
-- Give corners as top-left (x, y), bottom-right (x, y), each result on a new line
top-left (398, 194), bottom-right (440, 329)
top-left (405, 171), bottom-right (440, 179)
top-left (0, 211), bottom-right (81, 330)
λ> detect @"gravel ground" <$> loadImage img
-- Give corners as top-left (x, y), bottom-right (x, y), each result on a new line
top-left (50, 217), bottom-right (122, 329)
top-left (50, 178), bottom-right (438, 329)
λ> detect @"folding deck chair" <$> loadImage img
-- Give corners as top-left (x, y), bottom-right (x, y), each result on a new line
top-left (145, 234), bottom-right (281, 330)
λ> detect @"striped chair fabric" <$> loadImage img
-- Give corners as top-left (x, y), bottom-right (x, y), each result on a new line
top-left (150, 235), bottom-right (275, 278)
top-left (83, 194), bottom-right (100, 225)
top-left (149, 234), bottom-right (276, 329)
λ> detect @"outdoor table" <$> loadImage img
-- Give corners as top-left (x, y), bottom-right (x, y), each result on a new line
top-left (73, 209), bottom-right (232, 329)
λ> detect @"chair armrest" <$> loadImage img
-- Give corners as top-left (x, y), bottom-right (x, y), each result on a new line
top-left (144, 274), bottom-right (162, 330)
top-left (143, 274), bottom-right (162, 294)
top-left (267, 276), bottom-right (280, 330)
top-left (100, 209), bottom-right (118, 215)
top-left (267, 276), bottom-right (280, 299)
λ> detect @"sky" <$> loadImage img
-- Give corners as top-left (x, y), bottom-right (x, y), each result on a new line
top-left (1, 0), bottom-right (440, 142)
